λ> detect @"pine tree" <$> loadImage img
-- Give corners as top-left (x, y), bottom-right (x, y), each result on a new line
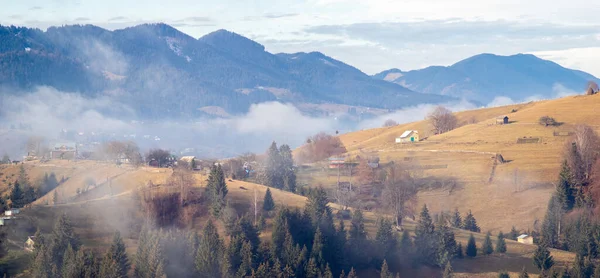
top-left (9, 181), bottom-right (24, 208)
top-left (456, 242), bottom-right (464, 259)
top-left (323, 264), bottom-right (333, 278)
top-left (62, 244), bottom-right (77, 278)
top-left (510, 226), bottom-right (519, 241)
top-left (266, 142), bottom-right (284, 189)
top-left (466, 234), bottom-right (477, 257)
top-left (436, 218), bottom-right (458, 266)
top-left (380, 260), bottom-right (392, 278)
top-left (376, 218), bottom-right (397, 261)
top-left (399, 229), bottom-right (412, 255)
top-left (280, 144), bottom-right (296, 192)
top-left (50, 213), bottom-right (81, 269)
top-left (532, 244), bottom-right (554, 274)
top-left (462, 210), bottom-right (481, 232)
top-left (347, 267), bottom-right (358, 278)
top-left (349, 209), bottom-right (367, 242)
top-left (18, 164), bottom-right (29, 187)
top-left (263, 188), bottom-right (275, 212)
top-left (496, 232), bottom-right (507, 253)
top-left (310, 228), bottom-right (325, 267)
top-left (31, 245), bottom-right (52, 278)
top-left (518, 267), bottom-right (529, 278)
top-left (498, 271), bottom-right (510, 278)
top-left (100, 231), bottom-right (129, 278)
top-left (451, 208), bottom-right (462, 228)
top-left (556, 160), bottom-right (575, 212)
top-left (134, 227), bottom-right (150, 278)
top-left (482, 232), bottom-right (494, 255)
top-left (196, 220), bottom-right (225, 277)
top-left (206, 165), bottom-right (228, 217)
top-left (443, 261), bottom-right (453, 278)
top-left (305, 257), bottom-right (320, 278)
top-left (415, 205), bottom-right (437, 264)
top-left (53, 190), bottom-right (59, 205)
top-left (236, 240), bottom-right (253, 277)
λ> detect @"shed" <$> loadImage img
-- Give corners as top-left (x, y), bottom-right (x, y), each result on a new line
top-left (4, 209), bottom-right (20, 216)
top-left (328, 157), bottom-right (345, 169)
top-left (517, 234), bottom-right (533, 244)
top-left (496, 116), bottom-right (509, 125)
top-left (395, 130), bottom-right (419, 143)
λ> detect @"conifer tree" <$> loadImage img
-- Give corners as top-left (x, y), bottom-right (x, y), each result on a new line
top-left (380, 260), bottom-right (392, 278)
top-left (451, 208), bottom-right (462, 228)
top-left (196, 220), bottom-right (225, 277)
top-left (436, 218), bottom-right (458, 267)
top-left (462, 210), bottom-right (481, 232)
top-left (146, 232), bottom-right (165, 278)
top-left (100, 231), bottom-right (129, 278)
top-left (347, 267), bottom-right (358, 278)
top-left (456, 242), bottom-right (464, 259)
top-left (496, 232), bottom-right (507, 253)
top-left (323, 264), bottom-right (333, 278)
top-left (532, 244), bottom-right (554, 274)
top-left (310, 228), bottom-right (325, 267)
top-left (50, 213), bottom-right (81, 269)
top-left (266, 142), bottom-right (284, 188)
top-left (236, 240), bottom-right (253, 278)
top-left (206, 165), bottom-right (228, 217)
top-left (263, 188), bottom-right (275, 212)
top-left (18, 164), bottom-right (29, 187)
top-left (510, 226), bottom-right (519, 241)
top-left (443, 261), bottom-right (453, 278)
top-left (134, 227), bottom-right (150, 278)
top-left (466, 234), bottom-right (477, 257)
top-left (415, 205), bottom-right (437, 264)
top-left (482, 232), bottom-right (494, 255)
top-left (399, 229), bottom-right (412, 256)
top-left (376, 218), bottom-right (397, 261)
top-left (556, 160), bottom-right (575, 212)
top-left (9, 181), bottom-right (24, 208)
top-left (305, 257), bottom-right (320, 278)
top-left (349, 209), bottom-right (367, 243)
top-left (279, 144), bottom-right (297, 192)
top-left (518, 267), bottom-right (529, 278)
top-left (295, 245), bottom-right (309, 278)
top-left (62, 244), bottom-right (78, 278)
top-left (593, 262), bottom-right (600, 278)
top-left (31, 245), bottom-right (52, 278)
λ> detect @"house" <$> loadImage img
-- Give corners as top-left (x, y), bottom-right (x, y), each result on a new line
top-left (496, 116), bottom-right (509, 125)
top-left (328, 157), bottom-right (345, 169)
top-left (24, 236), bottom-right (35, 252)
top-left (4, 209), bottom-right (20, 216)
top-left (50, 142), bottom-right (77, 160)
top-left (395, 130), bottom-right (419, 143)
top-left (517, 234), bottom-right (534, 244)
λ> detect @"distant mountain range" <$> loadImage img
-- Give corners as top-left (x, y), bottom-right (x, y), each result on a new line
top-left (0, 23), bottom-right (452, 119)
top-left (373, 53), bottom-right (600, 103)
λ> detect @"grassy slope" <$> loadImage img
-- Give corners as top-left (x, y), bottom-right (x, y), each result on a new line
top-left (317, 94), bottom-right (600, 233)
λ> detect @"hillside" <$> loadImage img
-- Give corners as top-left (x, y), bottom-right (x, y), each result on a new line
top-left (304, 93), bottom-right (600, 233)
top-left (374, 53), bottom-right (600, 103)
top-left (2, 161), bottom-right (576, 277)
top-left (0, 24), bottom-right (453, 118)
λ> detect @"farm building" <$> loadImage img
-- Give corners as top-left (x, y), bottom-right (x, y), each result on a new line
top-left (4, 209), bottom-right (20, 216)
top-left (328, 157), bottom-right (346, 169)
top-left (24, 236), bottom-right (35, 252)
top-left (496, 116), bottom-right (509, 125)
top-left (517, 234), bottom-right (534, 244)
top-left (50, 142), bottom-right (77, 160)
top-left (395, 130), bottom-right (419, 143)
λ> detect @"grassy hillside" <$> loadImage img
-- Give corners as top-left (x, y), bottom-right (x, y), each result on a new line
top-left (301, 94), bottom-right (600, 233)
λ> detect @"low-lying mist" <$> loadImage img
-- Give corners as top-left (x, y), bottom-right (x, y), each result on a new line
top-left (0, 83), bottom-right (581, 159)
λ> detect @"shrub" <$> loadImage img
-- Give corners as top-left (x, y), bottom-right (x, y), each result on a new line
top-left (538, 116), bottom-right (558, 127)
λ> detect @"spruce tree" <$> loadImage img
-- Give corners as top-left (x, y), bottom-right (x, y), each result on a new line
top-left (466, 234), bottom-right (477, 257)
top-left (236, 240), bottom-right (253, 277)
top-left (349, 209), bottom-right (367, 242)
top-left (436, 218), bottom-right (458, 266)
top-left (456, 242), bottom-right (464, 259)
top-left (518, 267), bottom-right (529, 278)
top-left (101, 231), bottom-right (129, 278)
top-left (263, 188), bottom-right (275, 212)
top-left (206, 165), bottom-right (228, 217)
top-left (415, 205), bottom-right (437, 264)
top-left (510, 226), bottom-right (519, 241)
top-left (323, 264), bottom-right (333, 278)
top-left (532, 244), bottom-right (554, 274)
top-left (266, 142), bottom-right (284, 189)
top-left (196, 220), bottom-right (225, 277)
top-left (134, 227), bottom-right (149, 278)
top-left (380, 260), bottom-right (392, 278)
top-left (399, 229), bottom-right (412, 256)
top-left (18, 164), bottom-right (29, 187)
top-left (496, 232), bottom-right (507, 253)
top-left (462, 210), bottom-right (481, 232)
top-left (443, 261), bottom-right (453, 278)
top-left (310, 228), bottom-right (325, 267)
top-left (376, 218), bottom-right (397, 261)
top-left (347, 267), bottom-right (358, 278)
top-left (451, 208), bottom-right (462, 228)
top-left (31, 245), bottom-right (52, 278)
top-left (482, 232), bottom-right (494, 255)
top-left (556, 160), bottom-right (575, 212)
top-left (9, 181), bottom-right (24, 208)
top-left (62, 244), bottom-right (77, 278)
top-left (305, 257), bottom-right (320, 278)
top-left (279, 144), bottom-right (296, 192)
top-left (50, 213), bottom-right (81, 269)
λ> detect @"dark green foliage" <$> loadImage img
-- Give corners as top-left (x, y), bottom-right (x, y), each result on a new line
top-left (414, 205), bottom-right (437, 265)
top-left (349, 210), bottom-right (367, 242)
top-left (571, 254), bottom-right (593, 278)
top-left (323, 264), bottom-right (333, 278)
top-left (9, 181), bottom-right (24, 208)
top-left (376, 218), bottom-right (397, 262)
top-left (451, 208), bottom-right (462, 228)
top-left (263, 188), bottom-right (275, 212)
top-left (399, 229), bottom-right (412, 255)
top-left (462, 210), bottom-right (481, 232)
top-left (556, 160), bottom-right (575, 212)
top-left (62, 244), bottom-right (77, 278)
top-left (594, 262), bottom-right (600, 278)
top-left (533, 244), bottom-right (554, 273)
top-left (456, 242), bottom-right (464, 259)
top-left (310, 228), bottom-right (325, 267)
top-left (236, 240), bottom-right (253, 277)
top-left (279, 144), bottom-right (297, 193)
top-left (266, 142), bottom-right (284, 189)
top-left (541, 195), bottom-right (562, 248)
top-left (50, 214), bottom-right (81, 269)
top-left (443, 261), bottom-right (453, 278)
top-left (38, 172), bottom-right (59, 198)
top-left (196, 220), bottom-right (226, 277)
top-left (498, 271), bottom-right (510, 278)
top-left (510, 226), bottom-right (519, 241)
top-left (99, 231), bottom-right (129, 278)
top-left (436, 219), bottom-right (458, 266)
top-left (496, 232), bottom-right (507, 253)
top-left (305, 257), bottom-right (320, 278)
top-left (380, 260), bottom-right (392, 278)
top-left (466, 234), bottom-right (477, 257)
top-left (206, 165), bottom-right (228, 217)
top-left (482, 232), bottom-right (494, 255)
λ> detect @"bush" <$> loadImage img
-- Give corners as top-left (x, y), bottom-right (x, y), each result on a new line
top-left (383, 119), bottom-right (398, 127)
top-left (538, 116), bottom-right (558, 127)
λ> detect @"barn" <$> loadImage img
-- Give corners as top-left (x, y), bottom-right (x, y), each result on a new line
top-left (496, 116), bottom-right (509, 125)
top-left (395, 130), bottom-right (419, 143)
top-left (517, 234), bottom-right (534, 244)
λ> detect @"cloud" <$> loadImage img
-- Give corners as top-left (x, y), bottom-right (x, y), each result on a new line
top-left (263, 13), bottom-right (299, 19)
top-left (108, 16), bottom-right (127, 22)
top-left (75, 17), bottom-right (90, 21)
top-left (486, 83), bottom-right (581, 107)
top-left (29, 6), bottom-right (43, 11)
top-left (180, 16), bottom-right (213, 22)
top-left (243, 13), bottom-right (299, 21)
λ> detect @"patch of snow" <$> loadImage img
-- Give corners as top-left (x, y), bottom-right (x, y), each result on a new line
top-left (384, 72), bottom-right (403, 81)
top-left (165, 37), bottom-right (192, 62)
top-left (25, 47), bottom-right (31, 52)
top-left (320, 58), bottom-right (337, 67)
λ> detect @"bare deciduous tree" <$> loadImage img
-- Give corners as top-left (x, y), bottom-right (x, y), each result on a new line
top-left (383, 119), bottom-right (398, 127)
top-left (538, 116), bottom-right (558, 127)
top-left (296, 132), bottom-right (347, 163)
top-left (382, 163), bottom-right (418, 227)
top-left (568, 125), bottom-right (600, 182)
top-left (332, 185), bottom-right (356, 211)
top-left (427, 106), bottom-right (458, 134)
top-left (587, 81), bottom-right (599, 95)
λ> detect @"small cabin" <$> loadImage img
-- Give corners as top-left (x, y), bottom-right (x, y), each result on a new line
top-left (517, 234), bottom-right (534, 245)
top-left (496, 116), bottom-right (509, 125)
top-left (328, 157), bottom-right (345, 169)
top-left (4, 209), bottom-right (20, 216)
top-left (396, 130), bottom-right (419, 143)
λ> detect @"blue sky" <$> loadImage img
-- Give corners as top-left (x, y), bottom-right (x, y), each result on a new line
top-left (2, 0), bottom-right (600, 76)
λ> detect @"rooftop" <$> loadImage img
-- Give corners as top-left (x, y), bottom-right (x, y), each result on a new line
top-left (399, 130), bottom-right (418, 138)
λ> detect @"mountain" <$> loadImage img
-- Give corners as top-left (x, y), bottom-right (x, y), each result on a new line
top-left (0, 24), bottom-right (453, 118)
top-left (374, 53), bottom-right (600, 103)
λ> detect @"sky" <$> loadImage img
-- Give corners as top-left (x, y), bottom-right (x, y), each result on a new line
top-left (1, 0), bottom-right (600, 76)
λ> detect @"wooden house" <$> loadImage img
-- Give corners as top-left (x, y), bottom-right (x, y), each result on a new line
top-left (517, 234), bottom-right (533, 244)
top-left (496, 116), bottom-right (509, 125)
top-left (395, 130), bottom-right (419, 143)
